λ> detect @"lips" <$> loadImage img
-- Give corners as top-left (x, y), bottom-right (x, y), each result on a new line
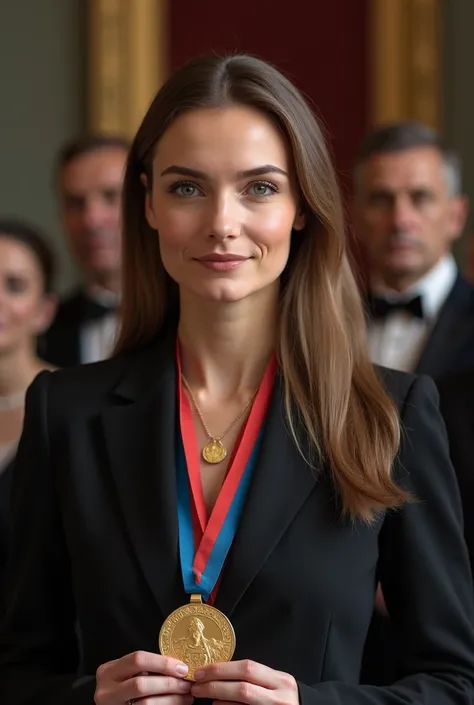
top-left (195, 254), bottom-right (248, 262)
top-left (194, 254), bottom-right (250, 272)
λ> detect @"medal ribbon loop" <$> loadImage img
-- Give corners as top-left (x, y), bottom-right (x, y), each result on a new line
top-left (176, 347), bottom-right (276, 602)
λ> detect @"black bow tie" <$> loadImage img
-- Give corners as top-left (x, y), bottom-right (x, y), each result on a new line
top-left (81, 297), bottom-right (116, 323)
top-left (366, 294), bottom-right (424, 320)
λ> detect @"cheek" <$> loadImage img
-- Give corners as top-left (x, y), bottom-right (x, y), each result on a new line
top-left (7, 297), bottom-right (40, 326)
top-left (249, 206), bottom-right (295, 252)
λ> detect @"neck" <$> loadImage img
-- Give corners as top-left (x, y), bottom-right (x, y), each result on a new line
top-left (89, 271), bottom-right (121, 296)
top-left (178, 287), bottom-right (278, 398)
top-left (0, 345), bottom-right (45, 397)
top-left (374, 256), bottom-right (447, 294)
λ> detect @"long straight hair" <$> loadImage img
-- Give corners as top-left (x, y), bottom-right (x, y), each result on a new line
top-left (115, 54), bottom-right (407, 522)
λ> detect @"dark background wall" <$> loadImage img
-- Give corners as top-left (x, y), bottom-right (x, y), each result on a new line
top-left (443, 2), bottom-right (474, 263)
top-left (0, 0), bottom-right (86, 292)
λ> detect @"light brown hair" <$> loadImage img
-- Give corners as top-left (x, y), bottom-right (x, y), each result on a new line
top-left (115, 54), bottom-right (407, 521)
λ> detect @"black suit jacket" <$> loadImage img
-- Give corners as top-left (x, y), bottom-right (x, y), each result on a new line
top-left (367, 275), bottom-right (474, 379)
top-left (0, 458), bottom-right (14, 594)
top-left (40, 289), bottom-right (94, 368)
top-left (437, 369), bottom-right (474, 572)
top-left (1, 334), bottom-right (473, 705)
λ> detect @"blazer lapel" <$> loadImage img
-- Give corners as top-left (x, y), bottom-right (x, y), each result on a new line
top-left (216, 378), bottom-right (320, 616)
top-left (100, 335), bottom-right (183, 619)
top-left (415, 276), bottom-right (474, 377)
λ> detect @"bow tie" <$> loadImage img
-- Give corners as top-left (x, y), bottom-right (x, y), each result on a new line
top-left (81, 297), bottom-right (116, 323)
top-left (367, 294), bottom-right (424, 320)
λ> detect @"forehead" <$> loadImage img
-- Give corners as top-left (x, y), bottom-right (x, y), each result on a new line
top-left (362, 146), bottom-right (447, 191)
top-left (60, 147), bottom-right (127, 192)
top-left (0, 236), bottom-right (40, 274)
top-left (154, 106), bottom-right (290, 172)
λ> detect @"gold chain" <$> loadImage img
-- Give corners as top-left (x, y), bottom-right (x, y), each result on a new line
top-left (181, 376), bottom-right (258, 443)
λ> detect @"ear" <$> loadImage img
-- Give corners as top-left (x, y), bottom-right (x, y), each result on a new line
top-left (448, 194), bottom-right (469, 242)
top-left (32, 294), bottom-right (59, 336)
top-left (293, 209), bottom-right (306, 231)
top-left (141, 173), bottom-right (158, 230)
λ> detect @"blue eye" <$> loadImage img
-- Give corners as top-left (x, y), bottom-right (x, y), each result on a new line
top-left (248, 181), bottom-right (278, 197)
top-left (170, 181), bottom-right (201, 197)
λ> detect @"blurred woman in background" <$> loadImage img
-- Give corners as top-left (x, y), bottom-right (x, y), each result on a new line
top-left (0, 219), bottom-right (56, 581)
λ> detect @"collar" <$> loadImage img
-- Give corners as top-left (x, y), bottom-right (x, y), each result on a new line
top-left (371, 255), bottom-right (458, 321)
top-left (86, 283), bottom-right (120, 308)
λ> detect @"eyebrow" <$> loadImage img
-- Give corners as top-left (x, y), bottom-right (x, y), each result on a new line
top-left (160, 164), bottom-right (288, 179)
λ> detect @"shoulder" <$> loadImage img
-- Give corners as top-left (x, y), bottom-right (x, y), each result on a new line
top-left (28, 355), bottom-right (131, 419)
top-left (28, 331), bottom-right (174, 423)
top-left (375, 364), bottom-right (438, 414)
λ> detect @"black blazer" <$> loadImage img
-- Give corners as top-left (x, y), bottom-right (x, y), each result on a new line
top-left (437, 369), bottom-right (474, 572)
top-left (1, 334), bottom-right (473, 705)
top-left (367, 275), bottom-right (474, 379)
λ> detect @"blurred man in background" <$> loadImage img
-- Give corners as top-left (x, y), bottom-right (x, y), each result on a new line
top-left (42, 134), bottom-right (129, 367)
top-left (354, 121), bottom-right (474, 380)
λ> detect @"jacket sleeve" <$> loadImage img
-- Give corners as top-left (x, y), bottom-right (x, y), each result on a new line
top-left (0, 371), bottom-right (96, 705)
top-left (298, 375), bottom-right (474, 705)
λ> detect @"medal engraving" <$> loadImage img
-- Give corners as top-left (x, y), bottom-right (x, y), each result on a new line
top-left (202, 439), bottom-right (227, 464)
top-left (159, 600), bottom-right (235, 680)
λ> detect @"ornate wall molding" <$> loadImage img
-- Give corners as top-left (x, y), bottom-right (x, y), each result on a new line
top-left (87, 0), bottom-right (167, 137)
top-left (369, 0), bottom-right (442, 129)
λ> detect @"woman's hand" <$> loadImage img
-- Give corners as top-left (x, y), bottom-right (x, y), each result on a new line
top-left (190, 659), bottom-right (299, 705)
top-left (94, 650), bottom-right (193, 705)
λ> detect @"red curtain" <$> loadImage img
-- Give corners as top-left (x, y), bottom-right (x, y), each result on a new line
top-left (168, 1), bottom-right (369, 276)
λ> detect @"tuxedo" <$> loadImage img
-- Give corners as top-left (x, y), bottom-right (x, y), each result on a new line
top-left (366, 273), bottom-right (474, 380)
top-left (41, 289), bottom-right (117, 368)
top-left (437, 369), bottom-right (474, 572)
top-left (0, 333), bottom-right (473, 705)
top-left (362, 275), bottom-right (474, 687)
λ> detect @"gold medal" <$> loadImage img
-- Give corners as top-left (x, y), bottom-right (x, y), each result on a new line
top-left (159, 594), bottom-right (236, 680)
top-left (202, 439), bottom-right (227, 464)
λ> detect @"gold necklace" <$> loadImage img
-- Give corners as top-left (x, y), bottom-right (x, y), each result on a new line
top-left (181, 376), bottom-right (258, 464)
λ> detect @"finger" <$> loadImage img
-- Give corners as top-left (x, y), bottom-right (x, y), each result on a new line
top-left (135, 695), bottom-right (194, 705)
top-left (97, 651), bottom-right (189, 683)
top-left (194, 660), bottom-right (279, 688)
top-left (122, 674), bottom-right (192, 701)
top-left (191, 679), bottom-right (266, 704)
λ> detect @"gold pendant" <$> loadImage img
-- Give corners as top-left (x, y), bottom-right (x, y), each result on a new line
top-left (202, 439), bottom-right (227, 464)
top-left (159, 594), bottom-right (236, 680)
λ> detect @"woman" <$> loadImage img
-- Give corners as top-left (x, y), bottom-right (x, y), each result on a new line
top-left (0, 55), bottom-right (473, 705)
top-left (0, 219), bottom-right (56, 583)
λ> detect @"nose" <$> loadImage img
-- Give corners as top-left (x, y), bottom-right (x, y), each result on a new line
top-left (82, 199), bottom-right (108, 231)
top-left (391, 195), bottom-right (415, 233)
top-left (207, 194), bottom-right (241, 240)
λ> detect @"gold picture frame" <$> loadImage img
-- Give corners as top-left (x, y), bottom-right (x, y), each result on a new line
top-left (87, 0), bottom-right (168, 137)
top-left (369, 0), bottom-right (442, 129)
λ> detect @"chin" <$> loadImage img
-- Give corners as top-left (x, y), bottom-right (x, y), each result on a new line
top-left (386, 255), bottom-right (422, 273)
top-left (194, 282), bottom-right (252, 303)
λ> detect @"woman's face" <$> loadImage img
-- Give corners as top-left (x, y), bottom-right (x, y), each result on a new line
top-left (0, 236), bottom-right (56, 355)
top-left (144, 105), bottom-right (305, 304)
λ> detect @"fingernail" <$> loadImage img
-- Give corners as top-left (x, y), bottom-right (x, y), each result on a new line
top-left (176, 664), bottom-right (189, 676)
top-left (179, 680), bottom-right (191, 690)
top-left (194, 670), bottom-right (204, 680)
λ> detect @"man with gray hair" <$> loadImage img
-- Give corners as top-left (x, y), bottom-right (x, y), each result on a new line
top-left (354, 121), bottom-right (474, 379)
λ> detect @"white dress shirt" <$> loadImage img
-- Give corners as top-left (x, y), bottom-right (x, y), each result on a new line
top-left (367, 255), bottom-right (458, 372)
top-left (80, 286), bottom-right (119, 364)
